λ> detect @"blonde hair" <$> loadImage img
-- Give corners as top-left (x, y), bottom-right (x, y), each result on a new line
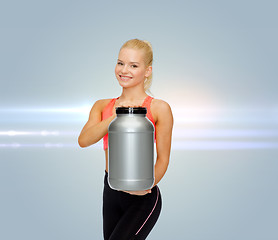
top-left (120, 39), bottom-right (153, 93)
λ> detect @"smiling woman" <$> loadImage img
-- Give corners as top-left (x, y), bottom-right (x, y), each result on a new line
top-left (115, 47), bottom-right (152, 90)
top-left (115, 39), bottom-right (153, 93)
top-left (78, 39), bottom-right (174, 240)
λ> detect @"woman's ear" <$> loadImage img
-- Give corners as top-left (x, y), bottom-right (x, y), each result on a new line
top-left (145, 66), bottom-right (152, 78)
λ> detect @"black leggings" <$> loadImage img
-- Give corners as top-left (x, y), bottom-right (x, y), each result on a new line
top-left (103, 171), bottom-right (162, 240)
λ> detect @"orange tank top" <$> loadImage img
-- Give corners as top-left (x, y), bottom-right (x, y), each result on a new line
top-left (102, 95), bottom-right (156, 150)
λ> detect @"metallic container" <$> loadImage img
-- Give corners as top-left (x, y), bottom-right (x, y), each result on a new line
top-left (108, 107), bottom-right (154, 191)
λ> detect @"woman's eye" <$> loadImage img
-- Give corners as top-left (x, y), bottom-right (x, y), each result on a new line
top-left (117, 62), bottom-right (123, 65)
top-left (131, 65), bottom-right (138, 68)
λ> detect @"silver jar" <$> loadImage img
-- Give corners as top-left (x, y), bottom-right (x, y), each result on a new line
top-left (108, 107), bottom-right (154, 191)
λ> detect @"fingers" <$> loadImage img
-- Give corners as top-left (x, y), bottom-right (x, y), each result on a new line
top-left (115, 100), bottom-right (143, 108)
top-left (117, 104), bottom-right (141, 108)
top-left (119, 104), bottom-right (141, 108)
top-left (112, 100), bottom-right (144, 119)
top-left (123, 189), bottom-right (152, 196)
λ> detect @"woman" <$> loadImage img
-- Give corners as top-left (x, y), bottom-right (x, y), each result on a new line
top-left (78, 39), bottom-right (173, 239)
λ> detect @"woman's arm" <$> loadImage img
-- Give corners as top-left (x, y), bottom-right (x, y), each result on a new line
top-left (153, 100), bottom-right (174, 186)
top-left (78, 99), bottom-right (116, 148)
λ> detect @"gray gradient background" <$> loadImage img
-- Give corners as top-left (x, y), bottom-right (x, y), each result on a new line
top-left (1, 1), bottom-right (278, 239)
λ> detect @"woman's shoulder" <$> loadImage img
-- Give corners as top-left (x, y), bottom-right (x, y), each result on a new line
top-left (151, 98), bottom-right (172, 111)
top-left (150, 98), bottom-right (173, 122)
top-left (91, 98), bottom-right (115, 112)
top-left (95, 98), bottom-right (114, 105)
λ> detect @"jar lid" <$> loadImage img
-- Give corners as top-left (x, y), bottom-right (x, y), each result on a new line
top-left (116, 107), bottom-right (147, 114)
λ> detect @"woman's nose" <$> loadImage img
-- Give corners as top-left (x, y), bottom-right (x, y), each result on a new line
top-left (121, 65), bottom-right (128, 74)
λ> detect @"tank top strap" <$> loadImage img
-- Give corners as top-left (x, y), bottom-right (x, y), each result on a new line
top-left (106, 98), bottom-right (117, 110)
top-left (102, 97), bottom-right (118, 120)
top-left (142, 95), bottom-right (153, 107)
top-left (102, 97), bottom-right (118, 151)
top-left (142, 96), bottom-right (155, 124)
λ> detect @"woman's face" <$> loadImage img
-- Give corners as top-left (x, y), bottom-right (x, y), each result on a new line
top-left (115, 47), bottom-right (151, 89)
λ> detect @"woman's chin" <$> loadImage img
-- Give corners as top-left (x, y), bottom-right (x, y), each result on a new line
top-left (118, 81), bottom-right (132, 88)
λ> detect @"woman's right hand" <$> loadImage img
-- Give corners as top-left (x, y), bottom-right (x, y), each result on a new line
top-left (78, 99), bottom-right (116, 148)
top-left (113, 99), bottom-right (143, 112)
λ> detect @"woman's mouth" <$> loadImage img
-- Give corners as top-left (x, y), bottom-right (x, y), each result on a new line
top-left (119, 75), bottom-right (132, 81)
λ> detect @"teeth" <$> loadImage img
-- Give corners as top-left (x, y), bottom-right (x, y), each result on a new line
top-left (120, 75), bottom-right (132, 80)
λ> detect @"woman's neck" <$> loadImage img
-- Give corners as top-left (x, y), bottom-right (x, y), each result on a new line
top-left (119, 87), bottom-right (148, 102)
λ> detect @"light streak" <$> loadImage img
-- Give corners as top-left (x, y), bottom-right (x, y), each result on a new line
top-left (0, 106), bottom-right (277, 149)
top-left (172, 141), bottom-right (278, 150)
top-left (0, 130), bottom-right (61, 136)
top-left (1, 129), bottom-right (278, 138)
top-left (0, 106), bottom-right (92, 113)
top-left (172, 129), bottom-right (278, 138)
top-left (0, 143), bottom-right (102, 148)
top-left (0, 141), bottom-right (277, 150)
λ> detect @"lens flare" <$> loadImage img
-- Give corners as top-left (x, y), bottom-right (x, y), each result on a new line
top-left (0, 106), bottom-right (277, 150)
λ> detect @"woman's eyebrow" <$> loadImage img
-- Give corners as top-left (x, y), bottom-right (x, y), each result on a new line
top-left (117, 59), bottom-right (140, 64)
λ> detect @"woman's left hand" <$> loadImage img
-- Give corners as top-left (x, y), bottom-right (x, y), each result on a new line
top-left (123, 189), bottom-right (152, 196)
